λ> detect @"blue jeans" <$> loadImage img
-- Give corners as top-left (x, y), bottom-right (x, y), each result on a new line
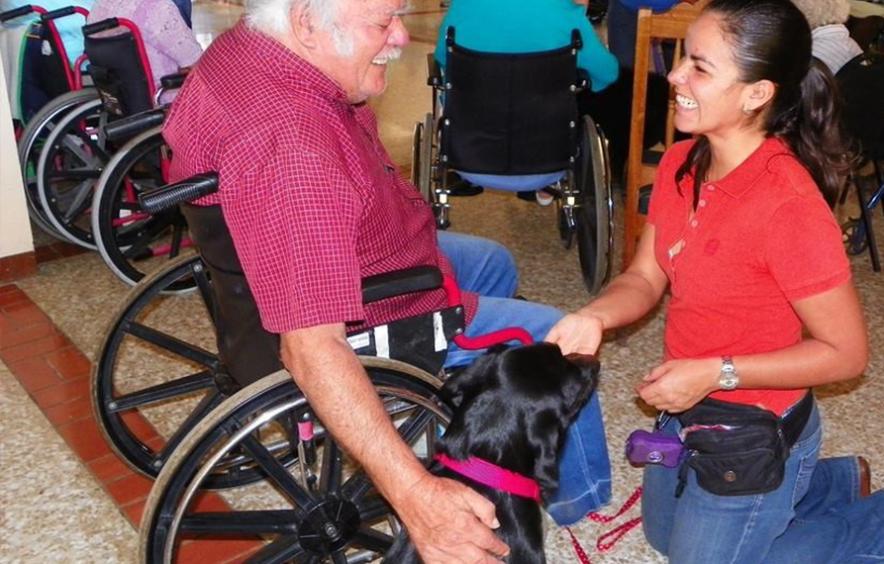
top-left (642, 405), bottom-right (884, 563)
top-left (457, 171), bottom-right (565, 193)
top-left (437, 231), bottom-right (612, 525)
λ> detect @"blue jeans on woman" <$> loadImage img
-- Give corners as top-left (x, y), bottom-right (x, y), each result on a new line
top-left (437, 231), bottom-right (612, 526)
top-left (642, 404), bottom-right (884, 563)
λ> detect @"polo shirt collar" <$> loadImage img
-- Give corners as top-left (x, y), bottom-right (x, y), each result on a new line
top-left (705, 136), bottom-right (792, 198)
top-left (232, 20), bottom-right (350, 105)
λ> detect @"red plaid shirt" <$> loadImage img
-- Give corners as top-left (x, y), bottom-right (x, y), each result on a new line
top-left (163, 20), bottom-right (476, 334)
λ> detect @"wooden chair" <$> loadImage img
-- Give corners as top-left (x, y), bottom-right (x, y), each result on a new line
top-left (622, 0), bottom-right (709, 265)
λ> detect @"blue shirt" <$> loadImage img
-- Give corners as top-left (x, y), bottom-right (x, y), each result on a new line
top-left (1, 0), bottom-right (92, 65)
top-left (434, 0), bottom-right (618, 92)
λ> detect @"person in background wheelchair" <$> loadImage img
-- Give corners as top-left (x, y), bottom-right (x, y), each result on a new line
top-left (162, 0), bottom-right (614, 562)
top-left (434, 0), bottom-right (618, 204)
top-left (86, 0), bottom-right (201, 88)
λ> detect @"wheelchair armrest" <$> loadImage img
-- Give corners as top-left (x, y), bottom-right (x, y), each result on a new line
top-left (361, 266), bottom-right (443, 304)
top-left (104, 107), bottom-right (167, 143)
top-left (139, 173), bottom-right (219, 214)
top-left (160, 72), bottom-right (188, 90)
top-left (0, 5), bottom-right (35, 22)
top-left (426, 53), bottom-right (443, 88)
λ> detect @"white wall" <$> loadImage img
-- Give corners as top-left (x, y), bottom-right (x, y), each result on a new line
top-left (0, 54), bottom-right (34, 259)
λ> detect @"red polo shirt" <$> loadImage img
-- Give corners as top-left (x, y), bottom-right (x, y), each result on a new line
top-left (163, 21), bottom-right (476, 334)
top-left (648, 137), bottom-right (851, 415)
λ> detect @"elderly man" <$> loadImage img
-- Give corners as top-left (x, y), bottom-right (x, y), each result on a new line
top-left (163, 0), bottom-right (612, 561)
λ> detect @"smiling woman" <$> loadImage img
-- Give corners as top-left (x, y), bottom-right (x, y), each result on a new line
top-left (545, 0), bottom-right (884, 561)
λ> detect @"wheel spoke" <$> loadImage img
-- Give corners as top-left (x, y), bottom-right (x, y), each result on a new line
top-left (61, 179), bottom-right (96, 223)
top-left (349, 526), bottom-right (394, 553)
top-left (240, 434), bottom-right (315, 508)
top-left (318, 438), bottom-right (342, 495)
top-left (107, 370), bottom-right (215, 412)
top-left (58, 132), bottom-right (102, 166)
top-left (179, 510), bottom-right (298, 536)
top-left (152, 391), bottom-right (224, 467)
top-left (356, 495), bottom-right (391, 523)
top-left (243, 535), bottom-right (307, 564)
top-left (121, 320), bottom-right (218, 367)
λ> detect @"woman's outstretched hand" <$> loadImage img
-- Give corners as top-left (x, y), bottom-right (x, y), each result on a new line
top-left (545, 312), bottom-right (605, 355)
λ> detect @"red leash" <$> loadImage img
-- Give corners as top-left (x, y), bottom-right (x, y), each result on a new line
top-left (566, 486), bottom-right (643, 563)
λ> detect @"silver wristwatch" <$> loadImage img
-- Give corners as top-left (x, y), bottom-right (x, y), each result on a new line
top-left (719, 356), bottom-right (739, 390)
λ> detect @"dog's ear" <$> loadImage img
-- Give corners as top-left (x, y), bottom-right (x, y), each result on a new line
top-left (528, 410), bottom-right (565, 495)
top-left (440, 345), bottom-right (507, 408)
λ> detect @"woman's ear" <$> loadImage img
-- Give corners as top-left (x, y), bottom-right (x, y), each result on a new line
top-left (742, 79), bottom-right (776, 113)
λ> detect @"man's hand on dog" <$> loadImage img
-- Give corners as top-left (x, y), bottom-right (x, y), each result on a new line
top-left (545, 312), bottom-right (605, 355)
top-left (397, 473), bottom-right (510, 563)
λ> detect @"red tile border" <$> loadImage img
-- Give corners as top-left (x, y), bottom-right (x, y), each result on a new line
top-left (1, 283), bottom-right (251, 562)
top-left (0, 251), bottom-right (37, 283)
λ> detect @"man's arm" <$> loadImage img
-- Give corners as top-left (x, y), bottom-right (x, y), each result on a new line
top-left (281, 323), bottom-right (509, 563)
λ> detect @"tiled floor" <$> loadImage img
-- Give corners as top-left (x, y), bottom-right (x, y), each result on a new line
top-left (2, 1), bottom-right (883, 563)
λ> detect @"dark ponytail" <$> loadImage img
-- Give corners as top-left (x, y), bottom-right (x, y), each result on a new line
top-left (675, 0), bottom-right (855, 207)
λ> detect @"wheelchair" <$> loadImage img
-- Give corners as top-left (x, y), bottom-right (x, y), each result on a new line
top-left (33, 17), bottom-right (183, 251)
top-left (93, 174), bottom-right (531, 561)
top-left (411, 29), bottom-right (614, 295)
top-left (1, 4), bottom-right (92, 238)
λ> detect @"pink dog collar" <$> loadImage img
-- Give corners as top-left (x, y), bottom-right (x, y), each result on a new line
top-left (434, 453), bottom-right (541, 501)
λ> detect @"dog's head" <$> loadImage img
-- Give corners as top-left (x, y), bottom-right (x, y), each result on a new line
top-left (439, 342), bottom-right (599, 497)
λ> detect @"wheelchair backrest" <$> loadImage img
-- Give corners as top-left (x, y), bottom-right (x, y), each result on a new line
top-left (441, 29), bottom-right (582, 175)
top-left (836, 55), bottom-right (884, 161)
top-left (84, 19), bottom-right (153, 117)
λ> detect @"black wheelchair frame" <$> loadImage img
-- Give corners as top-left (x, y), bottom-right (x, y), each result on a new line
top-left (94, 173), bottom-right (531, 562)
top-left (412, 28), bottom-right (614, 295)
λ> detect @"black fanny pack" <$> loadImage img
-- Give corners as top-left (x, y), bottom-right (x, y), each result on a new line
top-left (676, 392), bottom-right (813, 497)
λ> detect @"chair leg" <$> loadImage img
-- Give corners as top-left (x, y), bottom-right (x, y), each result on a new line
top-left (855, 176), bottom-right (881, 272)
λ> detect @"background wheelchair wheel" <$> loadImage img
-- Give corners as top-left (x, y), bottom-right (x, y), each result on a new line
top-left (35, 97), bottom-right (107, 249)
top-left (842, 218), bottom-right (869, 255)
top-left (93, 254), bottom-right (247, 485)
top-left (92, 127), bottom-right (194, 287)
top-left (17, 88), bottom-right (100, 238)
top-left (139, 362), bottom-right (449, 564)
top-left (417, 113), bottom-right (434, 203)
top-left (574, 116), bottom-right (614, 295)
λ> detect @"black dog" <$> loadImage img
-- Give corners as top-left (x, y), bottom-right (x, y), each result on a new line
top-left (384, 342), bottom-right (600, 563)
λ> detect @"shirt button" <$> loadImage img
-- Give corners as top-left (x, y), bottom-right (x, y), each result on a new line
top-left (707, 185), bottom-right (716, 191)
top-left (691, 219), bottom-right (698, 227)
top-left (699, 199), bottom-right (707, 207)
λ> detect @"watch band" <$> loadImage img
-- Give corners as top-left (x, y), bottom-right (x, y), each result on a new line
top-left (719, 356), bottom-right (739, 390)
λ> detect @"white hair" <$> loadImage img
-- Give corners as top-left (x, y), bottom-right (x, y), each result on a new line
top-left (790, 0), bottom-right (851, 28)
top-left (245, 0), bottom-right (341, 36)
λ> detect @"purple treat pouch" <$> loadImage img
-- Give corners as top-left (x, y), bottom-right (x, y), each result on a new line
top-left (625, 429), bottom-right (686, 468)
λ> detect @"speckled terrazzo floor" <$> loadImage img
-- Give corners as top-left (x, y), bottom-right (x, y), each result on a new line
top-left (2, 1), bottom-right (883, 562)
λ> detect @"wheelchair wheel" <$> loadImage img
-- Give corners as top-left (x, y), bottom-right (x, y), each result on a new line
top-left (139, 361), bottom-right (449, 563)
top-left (17, 88), bottom-right (100, 238)
top-left (574, 116), bottom-right (614, 295)
top-left (414, 113), bottom-right (434, 203)
top-left (93, 254), bottom-right (241, 485)
top-left (35, 97), bottom-right (107, 249)
top-left (92, 126), bottom-right (194, 287)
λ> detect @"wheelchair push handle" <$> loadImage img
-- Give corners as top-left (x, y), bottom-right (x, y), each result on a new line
top-left (139, 173), bottom-right (219, 214)
top-left (104, 107), bottom-right (166, 143)
top-left (82, 17), bottom-right (119, 35)
top-left (0, 5), bottom-right (42, 22)
top-left (40, 6), bottom-right (88, 22)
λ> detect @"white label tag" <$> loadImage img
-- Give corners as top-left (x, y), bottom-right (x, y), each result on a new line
top-left (433, 311), bottom-right (447, 352)
top-left (375, 325), bottom-right (390, 358)
top-left (346, 331), bottom-right (370, 350)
